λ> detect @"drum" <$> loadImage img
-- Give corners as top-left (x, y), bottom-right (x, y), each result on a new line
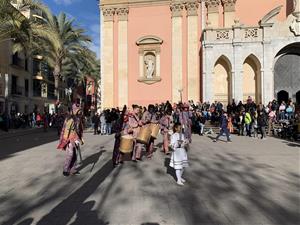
top-left (136, 126), bottom-right (152, 144)
top-left (150, 123), bottom-right (160, 139)
top-left (119, 135), bottom-right (134, 153)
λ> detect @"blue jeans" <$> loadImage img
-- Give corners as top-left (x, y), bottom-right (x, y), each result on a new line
top-left (216, 128), bottom-right (231, 141)
top-left (286, 112), bottom-right (293, 120)
top-left (279, 112), bottom-right (285, 120)
top-left (198, 122), bottom-right (205, 134)
top-left (246, 124), bottom-right (251, 137)
top-left (106, 123), bottom-right (112, 135)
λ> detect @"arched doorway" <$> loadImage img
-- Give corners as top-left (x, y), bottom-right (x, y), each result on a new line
top-left (213, 56), bottom-right (232, 105)
top-left (243, 55), bottom-right (262, 103)
top-left (296, 91), bottom-right (300, 105)
top-left (274, 42), bottom-right (300, 103)
top-left (277, 90), bottom-right (289, 104)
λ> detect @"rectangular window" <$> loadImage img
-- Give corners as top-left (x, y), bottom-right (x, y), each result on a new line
top-left (11, 75), bottom-right (17, 95)
top-left (33, 79), bottom-right (41, 97)
top-left (25, 79), bottom-right (29, 97)
top-left (25, 58), bottom-right (28, 71)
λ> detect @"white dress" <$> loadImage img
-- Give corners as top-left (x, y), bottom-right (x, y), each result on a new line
top-left (169, 133), bottom-right (189, 170)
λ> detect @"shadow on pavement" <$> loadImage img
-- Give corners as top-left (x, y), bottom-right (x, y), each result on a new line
top-left (34, 159), bottom-right (116, 225)
top-left (69, 201), bottom-right (108, 225)
top-left (77, 149), bottom-right (106, 172)
top-left (141, 223), bottom-right (160, 225)
top-left (16, 218), bottom-right (34, 225)
top-left (0, 129), bottom-right (59, 161)
top-left (2, 137), bottom-right (300, 225)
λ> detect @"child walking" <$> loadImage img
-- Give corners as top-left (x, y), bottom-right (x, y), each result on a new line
top-left (169, 123), bottom-right (189, 186)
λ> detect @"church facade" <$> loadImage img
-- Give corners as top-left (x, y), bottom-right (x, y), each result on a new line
top-left (99, 0), bottom-right (300, 109)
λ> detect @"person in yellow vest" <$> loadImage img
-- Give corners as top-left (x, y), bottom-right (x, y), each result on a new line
top-left (245, 110), bottom-right (252, 137)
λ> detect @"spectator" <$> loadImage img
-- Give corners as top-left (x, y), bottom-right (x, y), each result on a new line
top-left (257, 111), bottom-right (267, 140)
top-left (100, 111), bottom-right (106, 135)
top-left (279, 101), bottom-right (286, 120)
top-left (245, 110), bottom-right (252, 137)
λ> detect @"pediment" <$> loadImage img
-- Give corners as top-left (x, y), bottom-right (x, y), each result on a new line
top-left (136, 36), bottom-right (163, 46)
top-left (259, 5), bottom-right (283, 27)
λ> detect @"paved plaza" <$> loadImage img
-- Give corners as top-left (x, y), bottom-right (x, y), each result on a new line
top-left (0, 130), bottom-right (299, 225)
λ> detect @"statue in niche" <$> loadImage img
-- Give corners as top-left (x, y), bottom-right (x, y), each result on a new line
top-left (144, 53), bottom-right (155, 79)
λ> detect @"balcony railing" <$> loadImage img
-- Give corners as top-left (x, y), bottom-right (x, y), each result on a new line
top-left (203, 26), bottom-right (263, 44)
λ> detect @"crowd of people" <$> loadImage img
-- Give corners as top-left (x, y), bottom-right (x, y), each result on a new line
top-left (0, 111), bottom-right (72, 136)
top-left (56, 97), bottom-right (300, 186)
top-left (88, 97), bottom-right (300, 141)
top-left (1, 97), bottom-right (299, 185)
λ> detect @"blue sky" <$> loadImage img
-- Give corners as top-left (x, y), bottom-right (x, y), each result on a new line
top-left (42, 0), bottom-right (100, 58)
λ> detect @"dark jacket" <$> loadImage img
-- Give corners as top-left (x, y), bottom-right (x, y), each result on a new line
top-left (257, 113), bottom-right (267, 127)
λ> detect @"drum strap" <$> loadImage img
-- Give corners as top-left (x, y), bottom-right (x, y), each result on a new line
top-left (129, 115), bottom-right (140, 128)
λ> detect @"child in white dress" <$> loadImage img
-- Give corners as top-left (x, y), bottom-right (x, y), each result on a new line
top-left (169, 123), bottom-right (189, 186)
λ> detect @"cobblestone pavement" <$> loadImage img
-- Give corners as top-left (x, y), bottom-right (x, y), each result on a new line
top-left (0, 130), bottom-right (299, 225)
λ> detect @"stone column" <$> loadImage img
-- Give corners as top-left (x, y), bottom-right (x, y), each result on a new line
top-left (263, 42), bottom-right (274, 104)
top-left (116, 7), bottom-right (129, 108)
top-left (221, 0), bottom-right (236, 28)
top-left (233, 24), bottom-right (243, 102)
top-left (101, 7), bottom-right (115, 109)
top-left (186, 0), bottom-right (200, 102)
top-left (203, 44), bottom-right (214, 102)
top-left (205, 0), bottom-right (220, 28)
top-left (171, 1), bottom-right (184, 103)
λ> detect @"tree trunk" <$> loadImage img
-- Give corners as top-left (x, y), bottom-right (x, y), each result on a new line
top-left (54, 75), bottom-right (60, 101)
top-left (54, 64), bottom-right (61, 101)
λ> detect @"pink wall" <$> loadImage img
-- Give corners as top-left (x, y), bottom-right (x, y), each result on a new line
top-left (182, 9), bottom-right (188, 103)
top-left (128, 5), bottom-right (172, 107)
top-left (236, 0), bottom-right (290, 26)
top-left (113, 14), bottom-right (119, 106)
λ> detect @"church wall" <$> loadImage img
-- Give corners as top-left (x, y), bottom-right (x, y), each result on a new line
top-left (236, 0), bottom-right (290, 26)
top-left (127, 5), bottom-right (172, 106)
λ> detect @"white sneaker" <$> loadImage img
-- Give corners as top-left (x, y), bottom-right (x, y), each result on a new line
top-left (177, 181), bottom-right (184, 186)
top-left (181, 178), bottom-right (186, 183)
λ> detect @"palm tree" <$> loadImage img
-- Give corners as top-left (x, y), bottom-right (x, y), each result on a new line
top-left (0, 0), bottom-right (44, 49)
top-left (35, 9), bottom-right (92, 100)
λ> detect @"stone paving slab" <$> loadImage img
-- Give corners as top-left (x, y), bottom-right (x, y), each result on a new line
top-left (0, 131), bottom-right (299, 225)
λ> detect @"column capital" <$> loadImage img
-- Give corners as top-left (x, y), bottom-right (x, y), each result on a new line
top-left (221, 0), bottom-right (236, 12)
top-left (102, 7), bottom-right (115, 22)
top-left (170, 2), bottom-right (184, 17)
top-left (205, 0), bottom-right (221, 13)
top-left (186, 1), bottom-right (199, 16)
top-left (116, 7), bottom-right (129, 21)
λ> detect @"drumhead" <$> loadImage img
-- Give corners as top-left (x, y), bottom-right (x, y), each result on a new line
top-left (122, 135), bottom-right (133, 140)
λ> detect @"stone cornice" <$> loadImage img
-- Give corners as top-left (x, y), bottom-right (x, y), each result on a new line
top-left (221, 0), bottom-right (236, 12)
top-left (100, 0), bottom-right (171, 8)
top-left (186, 1), bottom-right (200, 16)
top-left (170, 2), bottom-right (184, 17)
top-left (116, 7), bottom-right (129, 21)
top-left (102, 7), bottom-right (115, 22)
top-left (205, 0), bottom-right (221, 13)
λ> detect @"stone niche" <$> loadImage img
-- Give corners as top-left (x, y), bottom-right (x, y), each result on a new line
top-left (136, 35), bottom-right (163, 84)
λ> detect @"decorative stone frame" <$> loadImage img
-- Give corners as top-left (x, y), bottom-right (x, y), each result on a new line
top-left (136, 36), bottom-right (163, 84)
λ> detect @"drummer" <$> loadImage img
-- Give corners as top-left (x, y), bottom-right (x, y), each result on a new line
top-left (160, 107), bottom-right (173, 155)
top-left (128, 104), bottom-right (144, 161)
top-left (112, 105), bottom-right (128, 167)
top-left (142, 104), bottom-right (159, 159)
